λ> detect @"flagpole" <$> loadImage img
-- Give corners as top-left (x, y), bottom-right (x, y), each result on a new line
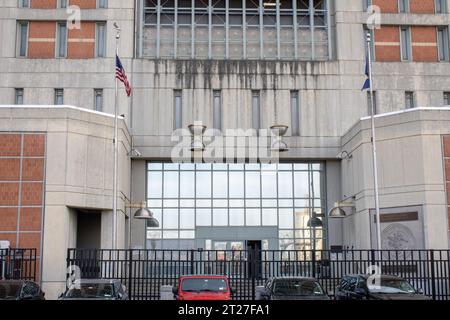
top-left (113, 24), bottom-right (121, 250)
top-left (366, 32), bottom-right (382, 253)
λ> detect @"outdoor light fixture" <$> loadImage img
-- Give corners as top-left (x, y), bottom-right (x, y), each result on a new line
top-left (188, 123), bottom-right (207, 152)
top-left (270, 125), bottom-right (289, 152)
top-left (336, 150), bottom-right (353, 160)
top-left (307, 213), bottom-right (323, 228)
top-left (127, 201), bottom-right (159, 226)
top-left (328, 207), bottom-right (347, 218)
top-left (328, 196), bottom-right (356, 218)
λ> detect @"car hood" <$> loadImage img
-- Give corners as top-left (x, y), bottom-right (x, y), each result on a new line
top-left (180, 292), bottom-right (230, 300)
top-left (369, 293), bottom-right (431, 300)
top-left (270, 295), bottom-right (330, 301)
top-left (58, 297), bottom-right (117, 301)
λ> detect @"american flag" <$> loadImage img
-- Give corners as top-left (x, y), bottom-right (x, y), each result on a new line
top-left (116, 55), bottom-right (132, 97)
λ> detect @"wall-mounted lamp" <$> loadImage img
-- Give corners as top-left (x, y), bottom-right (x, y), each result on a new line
top-left (188, 123), bottom-right (207, 152)
top-left (328, 196), bottom-right (356, 218)
top-left (270, 125), bottom-right (289, 152)
top-left (336, 150), bottom-right (353, 160)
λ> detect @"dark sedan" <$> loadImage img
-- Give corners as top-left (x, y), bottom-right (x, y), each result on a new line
top-left (335, 274), bottom-right (431, 300)
top-left (258, 277), bottom-right (330, 300)
top-left (0, 280), bottom-right (45, 300)
top-left (58, 279), bottom-right (128, 300)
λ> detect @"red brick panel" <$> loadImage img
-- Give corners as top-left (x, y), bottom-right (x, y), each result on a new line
top-left (0, 183), bottom-right (19, 206)
top-left (0, 208), bottom-right (18, 231)
top-left (372, 0), bottom-right (399, 13)
top-left (31, 0), bottom-right (57, 9)
top-left (21, 183), bottom-right (43, 206)
top-left (19, 233), bottom-right (41, 255)
top-left (374, 26), bottom-right (401, 61)
top-left (70, 0), bottom-right (97, 9)
top-left (19, 208), bottom-right (42, 232)
top-left (410, 0), bottom-right (436, 13)
top-left (67, 22), bottom-right (96, 59)
top-left (411, 26), bottom-right (438, 62)
top-left (0, 134), bottom-right (21, 157)
top-left (28, 22), bottom-right (56, 59)
top-left (22, 159), bottom-right (44, 181)
top-left (0, 159), bottom-right (20, 181)
top-left (444, 136), bottom-right (450, 157)
top-left (23, 134), bottom-right (45, 157)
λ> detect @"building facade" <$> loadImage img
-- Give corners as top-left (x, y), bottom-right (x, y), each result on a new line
top-left (1, 0), bottom-right (450, 299)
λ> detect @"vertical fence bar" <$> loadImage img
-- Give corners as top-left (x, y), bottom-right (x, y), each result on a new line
top-left (430, 249), bottom-right (436, 300)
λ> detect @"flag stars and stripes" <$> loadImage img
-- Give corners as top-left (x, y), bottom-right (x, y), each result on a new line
top-left (116, 55), bottom-right (132, 97)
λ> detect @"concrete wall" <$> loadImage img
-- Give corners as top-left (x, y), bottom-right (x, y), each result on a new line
top-left (340, 108), bottom-right (450, 249)
top-left (0, 105), bottom-right (132, 299)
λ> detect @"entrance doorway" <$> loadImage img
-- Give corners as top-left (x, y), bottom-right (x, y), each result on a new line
top-left (76, 210), bottom-right (101, 249)
top-left (247, 240), bottom-right (262, 279)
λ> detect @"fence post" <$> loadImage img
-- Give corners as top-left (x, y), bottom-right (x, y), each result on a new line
top-left (312, 249), bottom-right (316, 278)
top-left (251, 248), bottom-right (256, 300)
top-left (370, 249), bottom-right (376, 266)
top-left (190, 250), bottom-right (195, 275)
top-left (128, 249), bottom-right (133, 300)
top-left (430, 249), bottom-right (436, 300)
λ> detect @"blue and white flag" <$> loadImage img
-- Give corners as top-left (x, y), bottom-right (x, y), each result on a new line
top-left (362, 55), bottom-right (371, 91)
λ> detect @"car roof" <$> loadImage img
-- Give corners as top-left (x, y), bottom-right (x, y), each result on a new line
top-left (345, 274), bottom-right (405, 280)
top-left (77, 279), bottom-right (122, 284)
top-left (179, 275), bottom-right (228, 279)
top-left (269, 276), bottom-right (318, 281)
top-left (0, 280), bottom-right (27, 284)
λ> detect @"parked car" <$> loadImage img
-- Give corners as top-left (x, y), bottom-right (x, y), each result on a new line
top-left (58, 279), bottom-right (128, 300)
top-left (335, 274), bottom-right (431, 300)
top-left (0, 280), bottom-right (45, 300)
top-left (172, 275), bottom-right (233, 300)
top-left (258, 277), bottom-right (330, 300)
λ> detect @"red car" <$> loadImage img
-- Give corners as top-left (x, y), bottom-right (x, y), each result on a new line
top-left (172, 275), bottom-right (233, 300)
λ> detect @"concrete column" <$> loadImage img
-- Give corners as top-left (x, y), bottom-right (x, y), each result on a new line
top-left (130, 160), bottom-right (147, 249)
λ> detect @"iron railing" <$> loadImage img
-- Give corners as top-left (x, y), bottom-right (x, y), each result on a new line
top-left (66, 248), bottom-right (450, 300)
top-left (0, 248), bottom-right (37, 281)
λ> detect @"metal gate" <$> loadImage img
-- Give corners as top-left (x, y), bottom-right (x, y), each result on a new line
top-left (66, 248), bottom-right (450, 300)
top-left (0, 248), bottom-right (37, 281)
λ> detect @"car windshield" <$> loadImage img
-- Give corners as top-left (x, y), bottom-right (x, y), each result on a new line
top-left (368, 279), bottom-right (416, 294)
top-left (64, 283), bottom-right (115, 298)
top-left (181, 278), bottom-right (228, 293)
top-left (272, 279), bottom-right (325, 296)
top-left (0, 283), bottom-right (21, 299)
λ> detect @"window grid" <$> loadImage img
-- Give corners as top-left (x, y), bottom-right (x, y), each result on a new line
top-left (146, 162), bottom-right (326, 251)
top-left (141, 0), bottom-right (331, 61)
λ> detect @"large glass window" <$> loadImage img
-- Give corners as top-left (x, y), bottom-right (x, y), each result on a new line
top-left (141, 0), bottom-right (330, 60)
top-left (146, 162), bottom-right (326, 251)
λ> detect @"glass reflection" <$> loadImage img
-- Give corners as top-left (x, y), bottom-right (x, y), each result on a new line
top-left (146, 162), bottom-right (326, 249)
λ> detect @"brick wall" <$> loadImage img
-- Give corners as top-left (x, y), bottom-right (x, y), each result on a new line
top-left (29, 0), bottom-right (99, 8)
top-left (373, 0), bottom-right (436, 13)
top-left (443, 136), bottom-right (450, 231)
top-left (411, 26), bottom-right (438, 62)
top-left (374, 26), bottom-right (401, 61)
top-left (70, 0), bottom-right (97, 9)
top-left (410, 0), bottom-right (436, 13)
top-left (0, 133), bottom-right (46, 279)
top-left (372, 0), bottom-right (399, 13)
top-left (30, 0), bottom-right (57, 9)
top-left (68, 22), bottom-right (96, 59)
top-left (28, 21), bottom-right (56, 59)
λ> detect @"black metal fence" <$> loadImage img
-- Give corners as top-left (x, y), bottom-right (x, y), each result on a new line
top-left (0, 248), bottom-right (37, 281)
top-left (66, 248), bottom-right (450, 300)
